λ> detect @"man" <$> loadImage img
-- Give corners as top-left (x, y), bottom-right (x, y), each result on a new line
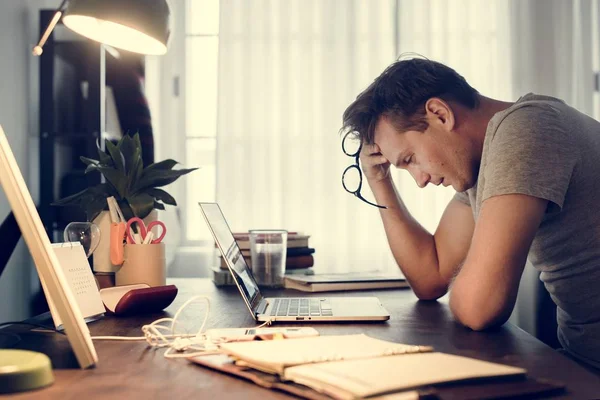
top-left (342, 58), bottom-right (600, 369)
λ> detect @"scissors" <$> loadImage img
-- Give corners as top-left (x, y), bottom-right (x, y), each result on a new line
top-left (126, 217), bottom-right (167, 244)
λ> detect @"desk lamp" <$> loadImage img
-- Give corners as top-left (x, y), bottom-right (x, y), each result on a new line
top-left (0, 1), bottom-right (171, 394)
top-left (32, 0), bottom-right (171, 56)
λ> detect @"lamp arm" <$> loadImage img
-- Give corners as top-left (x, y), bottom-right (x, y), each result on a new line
top-left (32, 0), bottom-right (70, 56)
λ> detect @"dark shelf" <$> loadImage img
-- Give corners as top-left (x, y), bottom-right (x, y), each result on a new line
top-left (39, 9), bottom-right (102, 236)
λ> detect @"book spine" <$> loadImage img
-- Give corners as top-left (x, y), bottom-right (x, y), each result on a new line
top-left (211, 267), bottom-right (236, 286)
top-left (232, 231), bottom-right (299, 240)
top-left (234, 240), bottom-right (310, 250)
top-left (233, 249), bottom-right (314, 258)
top-left (284, 267), bottom-right (314, 275)
top-left (219, 254), bottom-right (314, 270)
top-left (285, 255), bottom-right (314, 269)
top-left (286, 247), bottom-right (316, 256)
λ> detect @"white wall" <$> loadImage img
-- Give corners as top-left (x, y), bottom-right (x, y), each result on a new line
top-left (0, 1), bottom-right (36, 321)
top-left (0, 0), bottom-right (58, 322)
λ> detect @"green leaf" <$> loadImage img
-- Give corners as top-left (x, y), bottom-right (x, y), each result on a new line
top-left (132, 133), bottom-right (142, 156)
top-left (85, 195), bottom-right (111, 222)
top-left (133, 167), bottom-right (198, 192)
top-left (147, 188), bottom-right (177, 206)
top-left (97, 166), bottom-right (128, 198)
top-left (80, 157), bottom-right (99, 166)
top-left (81, 156), bottom-right (102, 174)
top-left (132, 147), bottom-right (142, 172)
top-left (106, 140), bottom-right (125, 173)
top-left (134, 155), bottom-right (144, 185)
top-left (116, 133), bottom-right (127, 150)
top-left (51, 188), bottom-right (92, 206)
top-left (52, 183), bottom-right (118, 222)
top-left (126, 155), bottom-right (143, 193)
top-left (62, 134), bottom-right (194, 218)
top-left (84, 164), bottom-right (101, 174)
top-left (126, 193), bottom-right (155, 219)
top-left (144, 159), bottom-right (178, 171)
top-left (96, 141), bottom-right (113, 166)
top-left (92, 183), bottom-right (119, 197)
top-left (119, 201), bottom-right (135, 221)
top-left (119, 134), bottom-right (140, 173)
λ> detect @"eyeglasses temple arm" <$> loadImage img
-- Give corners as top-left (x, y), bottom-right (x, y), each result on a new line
top-left (355, 192), bottom-right (387, 209)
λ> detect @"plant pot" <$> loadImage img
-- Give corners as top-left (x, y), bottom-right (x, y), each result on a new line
top-left (115, 242), bottom-right (166, 287)
top-left (92, 209), bottom-right (158, 277)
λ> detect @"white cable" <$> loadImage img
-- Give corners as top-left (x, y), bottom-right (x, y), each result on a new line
top-left (91, 333), bottom-right (197, 341)
top-left (90, 295), bottom-right (273, 360)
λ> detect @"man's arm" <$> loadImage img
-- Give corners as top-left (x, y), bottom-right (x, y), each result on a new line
top-left (370, 178), bottom-right (475, 300)
top-left (449, 193), bottom-right (547, 330)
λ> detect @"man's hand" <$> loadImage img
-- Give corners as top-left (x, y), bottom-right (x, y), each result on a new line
top-left (360, 143), bottom-right (391, 183)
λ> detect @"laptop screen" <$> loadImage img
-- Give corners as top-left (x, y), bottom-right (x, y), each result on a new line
top-left (199, 203), bottom-right (261, 308)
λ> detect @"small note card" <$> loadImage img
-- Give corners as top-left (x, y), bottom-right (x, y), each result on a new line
top-left (44, 242), bottom-right (105, 329)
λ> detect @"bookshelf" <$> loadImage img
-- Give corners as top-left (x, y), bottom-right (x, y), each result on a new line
top-left (38, 10), bottom-right (102, 240)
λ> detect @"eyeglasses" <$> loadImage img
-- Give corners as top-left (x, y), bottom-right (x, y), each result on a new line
top-left (341, 131), bottom-right (387, 209)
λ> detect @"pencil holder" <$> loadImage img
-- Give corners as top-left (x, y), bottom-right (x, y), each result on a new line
top-left (115, 243), bottom-right (166, 287)
top-left (93, 210), bottom-right (158, 275)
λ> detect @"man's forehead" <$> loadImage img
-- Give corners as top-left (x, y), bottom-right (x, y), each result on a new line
top-left (375, 123), bottom-right (413, 161)
top-left (374, 117), bottom-right (398, 140)
top-left (374, 118), bottom-right (407, 143)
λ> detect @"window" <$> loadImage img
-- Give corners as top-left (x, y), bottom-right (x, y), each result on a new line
top-left (184, 0), bottom-right (220, 243)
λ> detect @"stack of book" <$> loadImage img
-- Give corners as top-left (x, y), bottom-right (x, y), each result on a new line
top-left (212, 232), bottom-right (315, 286)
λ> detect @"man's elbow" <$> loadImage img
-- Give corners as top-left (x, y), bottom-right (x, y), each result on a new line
top-left (412, 283), bottom-right (448, 301)
top-left (450, 297), bottom-right (508, 331)
top-left (455, 313), bottom-right (501, 331)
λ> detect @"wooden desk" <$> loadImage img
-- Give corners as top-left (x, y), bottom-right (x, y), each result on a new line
top-left (2, 278), bottom-right (600, 399)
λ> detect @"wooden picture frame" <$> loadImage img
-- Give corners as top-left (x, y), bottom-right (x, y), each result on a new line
top-left (0, 125), bottom-right (97, 368)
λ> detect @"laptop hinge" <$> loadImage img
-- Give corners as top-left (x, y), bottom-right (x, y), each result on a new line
top-left (255, 298), bottom-right (269, 315)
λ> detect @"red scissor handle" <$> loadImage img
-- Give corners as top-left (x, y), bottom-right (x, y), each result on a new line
top-left (126, 217), bottom-right (146, 244)
top-left (146, 221), bottom-right (167, 244)
top-left (126, 217), bottom-right (167, 244)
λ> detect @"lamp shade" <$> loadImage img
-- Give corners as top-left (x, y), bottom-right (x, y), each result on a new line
top-left (62, 0), bottom-right (171, 55)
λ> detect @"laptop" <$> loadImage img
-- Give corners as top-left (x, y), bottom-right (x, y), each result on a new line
top-left (199, 202), bottom-right (391, 322)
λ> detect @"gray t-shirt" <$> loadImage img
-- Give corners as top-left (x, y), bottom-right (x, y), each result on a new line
top-left (454, 93), bottom-right (600, 368)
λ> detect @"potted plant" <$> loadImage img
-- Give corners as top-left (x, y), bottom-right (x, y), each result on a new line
top-left (52, 133), bottom-right (197, 274)
top-left (53, 133), bottom-right (197, 222)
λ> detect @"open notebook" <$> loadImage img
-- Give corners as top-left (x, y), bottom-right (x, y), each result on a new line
top-left (210, 334), bottom-right (528, 399)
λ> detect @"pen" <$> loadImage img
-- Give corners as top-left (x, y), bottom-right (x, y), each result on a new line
top-left (107, 197), bottom-right (119, 223)
top-left (142, 231), bottom-right (154, 245)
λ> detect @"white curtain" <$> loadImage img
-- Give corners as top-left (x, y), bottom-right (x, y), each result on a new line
top-left (509, 0), bottom-right (596, 115)
top-left (394, 0), bottom-right (513, 231)
top-left (215, 0), bottom-right (513, 272)
top-left (216, 0), bottom-right (398, 272)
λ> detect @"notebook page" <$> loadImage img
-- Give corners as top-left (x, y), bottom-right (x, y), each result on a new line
top-left (284, 352), bottom-right (526, 399)
top-left (218, 334), bottom-right (432, 375)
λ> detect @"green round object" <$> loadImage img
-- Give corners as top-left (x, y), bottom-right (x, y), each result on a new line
top-left (0, 350), bottom-right (54, 394)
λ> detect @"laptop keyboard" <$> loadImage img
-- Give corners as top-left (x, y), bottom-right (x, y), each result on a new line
top-left (269, 298), bottom-right (333, 317)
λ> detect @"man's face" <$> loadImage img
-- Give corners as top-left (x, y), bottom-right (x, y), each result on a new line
top-left (374, 116), bottom-right (476, 192)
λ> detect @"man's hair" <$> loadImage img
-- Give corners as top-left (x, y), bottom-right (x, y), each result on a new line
top-left (341, 58), bottom-right (480, 144)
